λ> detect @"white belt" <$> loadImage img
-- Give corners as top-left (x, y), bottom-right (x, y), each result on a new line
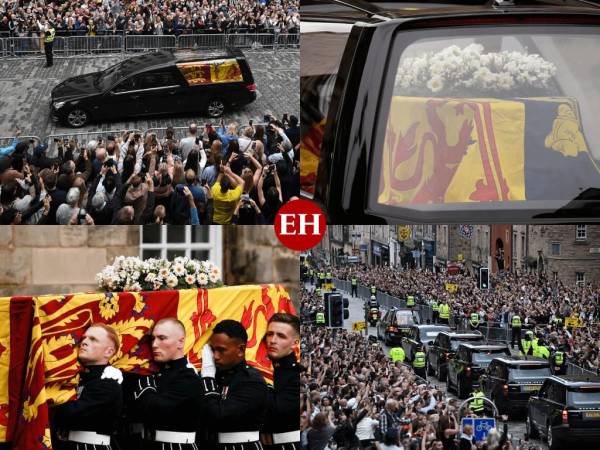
top-left (68, 431), bottom-right (111, 445)
top-left (218, 431), bottom-right (260, 444)
top-left (273, 430), bottom-right (301, 444)
top-left (155, 430), bottom-right (196, 444)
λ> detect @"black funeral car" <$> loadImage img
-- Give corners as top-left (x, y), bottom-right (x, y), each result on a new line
top-left (401, 324), bottom-right (451, 361)
top-left (301, 0), bottom-right (600, 222)
top-left (426, 331), bottom-right (484, 382)
top-left (447, 343), bottom-right (511, 399)
top-left (479, 356), bottom-right (552, 416)
top-left (527, 375), bottom-right (600, 450)
top-left (377, 307), bottom-right (421, 345)
top-left (51, 48), bottom-right (256, 127)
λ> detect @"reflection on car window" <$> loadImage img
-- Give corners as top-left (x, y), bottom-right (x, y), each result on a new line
top-left (374, 26), bottom-right (600, 215)
top-left (113, 77), bottom-right (136, 93)
top-left (136, 71), bottom-right (180, 89)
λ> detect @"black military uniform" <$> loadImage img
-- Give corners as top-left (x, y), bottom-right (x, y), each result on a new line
top-left (261, 353), bottom-right (301, 450)
top-left (134, 357), bottom-right (203, 450)
top-left (52, 365), bottom-right (123, 450)
top-left (199, 360), bottom-right (269, 449)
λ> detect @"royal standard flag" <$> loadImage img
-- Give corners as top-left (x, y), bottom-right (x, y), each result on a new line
top-left (1, 285), bottom-right (295, 450)
top-left (379, 96), bottom-right (600, 206)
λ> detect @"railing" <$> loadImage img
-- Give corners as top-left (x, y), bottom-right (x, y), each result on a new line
top-left (0, 33), bottom-right (299, 58)
top-left (44, 130), bottom-right (142, 158)
top-left (0, 136), bottom-right (42, 155)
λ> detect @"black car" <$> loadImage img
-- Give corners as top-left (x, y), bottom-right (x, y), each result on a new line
top-left (377, 308), bottom-right (421, 346)
top-left (447, 343), bottom-right (511, 399)
top-left (401, 324), bottom-right (451, 362)
top-left (527, 375), bottom-right (600, 450)
top-left (426, 331), bottom-right (484, 381)
top-left (51, 48), bottom-right (256, 127)
top-left (479, 356), bottom-right (551, 416)
top-left (301, 0), bottom-right (600, 222)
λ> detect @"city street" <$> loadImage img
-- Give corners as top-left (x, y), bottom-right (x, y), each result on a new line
top-left (0, 50), bottom-right (299, 138)
top-left (304, 279), bottom-right (548, 449)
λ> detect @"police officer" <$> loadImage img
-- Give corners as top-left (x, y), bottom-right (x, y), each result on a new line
top-left (438, 301), bottom-right (450, 325)
top-left (520, 330), bottom-right (535, 356)
top-left (309, 268), bottom-right (314, 285)
top-left (199, 320), bottom-right (268, 449)
top-left (132, 318), bottom-right (203, 449)
top-left (470, 387), bottom-right (485, 417)
top-left (412, 345), bottom-right (427, 379)
top-left (318, 272), bottom-right (325, 288)
top-left (261, 314), bottom-right (301, 450)
top-left (469, 312), bottom-right (480, 331)
top-left (389, 346), bottom-right (405, 364)
top-left (550, 346), bottom-right (567, 375)
top-left (430, 300), bottom-right (439, 323)
top-left (315, 308), bottom-right (326, 326)
top-left (510, 310), bottom-right (522, 350)
top-left (370, 285), bottom-right (377, 297)
top-left (351, 276), bottom-right (358, 297)
top-left (533, 339), bottom-right (550, 359)
top-left (52, 323), bottom-right (123, 450)
top-left (37, 18), bottom-right (55, 67)
top-left (406, 295), bottom-right (415, 308)
top-left (552, 315), bottom-right (563, 330)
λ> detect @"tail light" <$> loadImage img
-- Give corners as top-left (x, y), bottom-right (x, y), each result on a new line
top-left (562, 409), bottom-right (569, 424)
top-left (503, 384), bottom-right (509, 397)
top-left (466, 367), bottom-right (471, 376)
top-left (388, 326), bottom-right (398, 332)
top-left (245, 83), bottom-right (256, 92)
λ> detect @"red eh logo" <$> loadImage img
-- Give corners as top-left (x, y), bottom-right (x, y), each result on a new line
top-left (274, 199), bottom-right (326, 251)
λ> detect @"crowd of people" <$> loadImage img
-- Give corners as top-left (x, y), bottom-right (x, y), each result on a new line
top-left (0, 113), bottom-right (300, 225)
top-left (301, 284), bottom-right (537, 450)
top-left (0, 0), bottom-right (299, 38)
top-left (328, 264), bottom-right (600, 373)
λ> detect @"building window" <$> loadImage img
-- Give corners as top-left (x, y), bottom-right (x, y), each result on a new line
top-left (140, 226), bottom-right (222, 270)
top-left (576, 272), bottom-right (585, 286)
top-left (551, 243), bottom-right (561, 256)
top-left (576, 225), bottom-right (587, 240)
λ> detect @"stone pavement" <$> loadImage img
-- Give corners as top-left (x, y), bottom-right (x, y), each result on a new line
top-left (0, 50), bottom-right (299, 139)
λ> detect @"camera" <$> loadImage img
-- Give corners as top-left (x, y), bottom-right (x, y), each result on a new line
top-left (77, 208), bottom-right (87, 225)
top-left (241, 194), bottom-right (250, 202)
top-left (103, 159), bottom-right (116, 168)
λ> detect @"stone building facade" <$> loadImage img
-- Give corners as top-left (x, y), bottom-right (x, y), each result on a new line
top-left (527, 225), bottom-right (600, 286)
top-left (0, 226), bottom-right (299, 308)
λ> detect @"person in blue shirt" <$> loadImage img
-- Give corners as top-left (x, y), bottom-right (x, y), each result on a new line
top-left (0, 128), bottom-right (23, 159)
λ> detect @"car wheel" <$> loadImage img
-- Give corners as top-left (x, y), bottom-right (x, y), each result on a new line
top-left (207, 98), bottom-right (226, 117)
top-left (526, 415), bottom-right (539, 439)
top-left (65, 108), bottom-right (89, 127)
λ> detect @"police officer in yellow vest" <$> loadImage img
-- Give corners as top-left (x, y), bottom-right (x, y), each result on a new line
top-left (406, 295), bottom-right (415, 308)
top-left (38, 18), bottom-right (55, 67)
top-left (351, 277), bottom-right (358, 297)
top-left (551, 347), bottom-right (566, 375)
top-left (510, 311), bottom-right (522, 350)
top-left (520, 330), bottom-right (535, 356)
top-left (412, 346), bottom-right (426, 379)
top-left (370, 285), bottom-right (376, 296)
top-left (438, 302), bottom-right (450, 325)
top-left (315, 287), bottom-right (321, 297)
top-left (431, 300), bottom-right (439, 323)
top-left (470, 388), bottom-right (486, 416)
top-left (469, 312), bottom-right (480, 331)
top-left (389, 346), bottom-right (405, 364)
top-left (326, 271), bottom-right (332, 284)
top-left (315, 311), bottom-right (325, 326)
top-left (533, 340), bottom-right (550, 359)
top-left (309, 269), bottom-right (314, 285)
top-left (552, 316), bottom-right (563, 330)
top-left (318, 272), bottom-right (325, 288)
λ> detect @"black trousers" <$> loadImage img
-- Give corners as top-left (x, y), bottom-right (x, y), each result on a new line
top-left (264, 443), bottom-right (299, 450)
top-left (511, 327), bottom-right (521, 348)
top-left (44, 41), bottom-right (53, 66)
top-left (414, 366), bottom-right (427, 380)
top-left (351, 285), bottom-right (357, 296)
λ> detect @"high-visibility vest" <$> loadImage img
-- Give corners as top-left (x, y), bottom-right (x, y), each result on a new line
top-left (326, 272), bottom-right (332, 279)
top-left (309, 269), bottom-right (314, 276)
top-left (511, 315), bottom-right (522, 328)
top-left (470, 313), bottom-right (480, 325)
top-left (521, 339), bottom-right (532, 355)
top-left (439, 304), bottom-right (450, 319)
top-left (389, 347), bottom-right (405, 363)
top-left (554, 351), bottom-right (564, 365)
top-left (470, 391), bottom-right (485, 413)
top-left (45, 27), bottom-right (56, 43)
top-left (431, 301), bottom-right (439, 311)
top-left (413, 352), bottom-right (426, 368)
top-left (407, 296), bottom-right (415, 307)
top-left (371, 286), bottom-right (376, 295)
top-left (531, 337), bottom-right (539, 352)
top-left (319, 273), bottom-right (325, 280)
top-left (534, 345), bottom-right (550, 359)
top-left (316, 288), bottom-right (321, 296)
top-left (351, 278), bottom-right (357, 286)
top-left (316, 312), bottom-right (325, 324)
top-left (553, 317), bottom-right (563, 327)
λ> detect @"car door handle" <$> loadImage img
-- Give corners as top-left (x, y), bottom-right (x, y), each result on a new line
top-left (130, 95), bottom-right (140, 99)
top-left (168, 91), bottom-right (177, 95)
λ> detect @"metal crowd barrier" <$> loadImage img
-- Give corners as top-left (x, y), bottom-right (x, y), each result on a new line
top-left (0, 136), bottom-right (41, 155)
top-left (0, 33), bottom-right (300, 58)
top-left (566, 362), bottom-right (598, 377)
top-left (44, 130), bottom-right (142, 158)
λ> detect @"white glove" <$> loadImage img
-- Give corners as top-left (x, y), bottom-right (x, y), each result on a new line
top-left (134, 375), bottom-right (157, 400)
top-left (201, 344), bottom-right (216, 378)
top-left (101, 366), bottom-right (123, 384)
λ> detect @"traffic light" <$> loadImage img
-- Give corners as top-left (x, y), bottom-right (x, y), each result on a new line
top-left (479, 267), bottom-right (489, 290)
top-left (324, 293), bottom-right (350, 327)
